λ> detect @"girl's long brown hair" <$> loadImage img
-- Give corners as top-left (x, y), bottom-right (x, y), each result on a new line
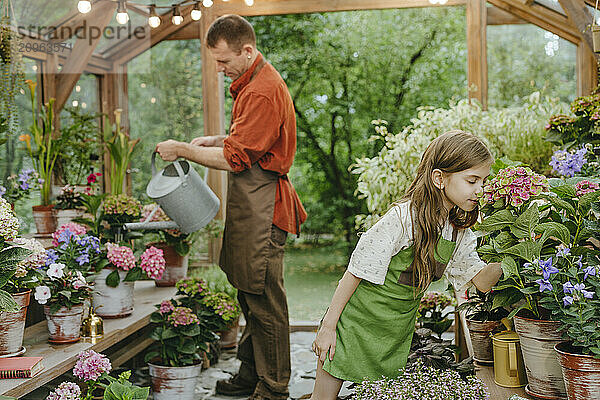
top-left (401, 130), bottom-right (492, 291)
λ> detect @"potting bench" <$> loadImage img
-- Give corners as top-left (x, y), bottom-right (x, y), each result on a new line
top-left (0, 282), bottom-right (176, 399)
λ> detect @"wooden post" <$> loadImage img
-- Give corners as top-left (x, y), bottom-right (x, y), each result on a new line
top-left (201, 8), bottom-right (227, 264)
top-left (466, 0), bottom-right (488, 109)
top-left (577, 42), bottom-right (599, 96)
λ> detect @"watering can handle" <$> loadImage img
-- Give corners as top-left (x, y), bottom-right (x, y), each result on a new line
top-left (151, 151), bottom-right (209, 182)
top-left (508, 342), bottom-right (518, 377)
top-left (151, 151), bottom-right (159, 177)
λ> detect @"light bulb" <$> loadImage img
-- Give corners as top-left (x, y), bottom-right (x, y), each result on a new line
top-left (438, 0), bottom-right (448, 4)
top-left (172, 5), bottom-right (183, 25)
top-left (116, 1), bottom-right (129, 24)
top-left (191, 9), bottom-right (202, 20)
top-left (203, 0), bottom-right (213, 7)
top-left (148, 4), bottom-right (161, 28)
top-left (244, 0), bottom-right (254, 5)
top-left (77, 0), bottom-right (92, 14)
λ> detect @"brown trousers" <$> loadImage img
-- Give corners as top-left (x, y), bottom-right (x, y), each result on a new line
top-left (236, 225), bottom-right (290, 399)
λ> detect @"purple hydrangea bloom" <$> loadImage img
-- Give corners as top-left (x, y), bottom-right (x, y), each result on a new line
top-left (536, 279), bottom-right (553, 292)
top-left (73, 350), bottom-right (112, 381)
top-left (45, 381), bottom-right (80, 400)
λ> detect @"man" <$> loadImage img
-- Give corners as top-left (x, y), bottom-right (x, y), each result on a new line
top-left (155, 14), bottom-right (306, 400)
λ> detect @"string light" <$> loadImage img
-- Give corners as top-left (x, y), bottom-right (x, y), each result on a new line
top-left (190, 2), bottom-right (202, 20)
top-left (116, 0), bottom-right (129, 24)
top-left (77, 0), bottom-right (92, 13)
top-left (148, 4), bottom-right (161, 28)
top-left (202, 0), bottom-right (213, 7)
top-left (244, 0), bottom-right (254, 5)
top-left (171, 5), bottom-right (183, 25)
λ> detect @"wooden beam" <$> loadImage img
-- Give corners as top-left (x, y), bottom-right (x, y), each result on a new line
top-left (165, 21), bottom-right (202, 40)
top-left (557, 0), bottom-right (596, 54)
top-left (467, 0), bottom-right (488, 109)
top-left (46, 1), bottom-right (116, 43)
top-left (54, 2), bottom-right (116, 112)
top-left (487, 5), bottom-right (527, 24)
top-left (487, 0), bottom-right (581, 43)
top-left (577, 42), bottom-right (598, 95)
top-left (201, 7), bottom-right (226, 264)
top-left (212, 0), bottom-right (466, 16)
top-left (104, 3), bottom-right (198, 65)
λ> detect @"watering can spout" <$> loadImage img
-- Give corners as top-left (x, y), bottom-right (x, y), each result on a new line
top-left (123, 221), bottom-right (180, 231)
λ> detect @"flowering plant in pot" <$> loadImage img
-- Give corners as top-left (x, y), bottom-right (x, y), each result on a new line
top-left (102, 194), bottom-right (142, 243)
top-left (34, 260), bottom-right (92, 343)
top-left (145, 299), bottom-right (218, 400)
top-left (0, 168), bottom-right (40, 206)
top-left (47, 223), bottom-right (102, 278)
top-left (417, 291), bottom-right (455, 338)
top-left (91, 243), bottom-right (165, 318)
top-left (45, 349), bottom-right (149, 400)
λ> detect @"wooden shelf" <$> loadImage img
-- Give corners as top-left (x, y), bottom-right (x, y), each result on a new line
top-left (0, 281), bottom-right (177, 399)
top-left (475, 363), bottom-right (534, 399)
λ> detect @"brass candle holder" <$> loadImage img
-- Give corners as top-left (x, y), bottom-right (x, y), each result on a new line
top-left (81, 306), bottom-right (104, 339)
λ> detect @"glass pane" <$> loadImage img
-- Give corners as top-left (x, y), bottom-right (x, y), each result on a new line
top-left (534, 0), bottom-right (564, 15)
top-left (12, 0), bottom-right (76, 35)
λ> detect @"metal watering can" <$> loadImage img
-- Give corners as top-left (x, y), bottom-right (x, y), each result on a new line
top-left (123, 152), bottom-right (220, 234)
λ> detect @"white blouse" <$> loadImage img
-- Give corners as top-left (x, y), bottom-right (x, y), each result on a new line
top-left (347, 201), bottom-right (486, 291)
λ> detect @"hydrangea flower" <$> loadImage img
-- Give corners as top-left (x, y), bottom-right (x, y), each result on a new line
top-left (575, 180), bottom-right (600, 196)
top-left (73, 350), bottom-right (112, 381)
top-left (159, 300), bottom-right (175, 314)
top-left (176, 278), bottom-right (209, 297)
top-left (34, 286), bottom-right (51, 304)
top-left (480, 166), bottom-right (549, 207)
top-left (167, 307), bottom-right (200, 327)
top-left (0, 197), bottom-right (19, 241)
top-left (45, 381), bottom-right (81, 400)
top-left (13, 237), bottom-right (46, 275)
top-left (550, 148), bottom-right (587, 177)
top-left (103, 194), bottom-right (142, 217)
top-left (203, 292), bottom-right (240, 323)
top-left (140, 246), bottom-right (166, 280)
top-left (418, 291), bottom-right (454, 313)
top-left (105, 243), bottom-right (136, 271)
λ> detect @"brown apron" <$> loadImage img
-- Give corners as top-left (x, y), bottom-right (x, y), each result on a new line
top-left (219, 163), bottom-right (279, 295)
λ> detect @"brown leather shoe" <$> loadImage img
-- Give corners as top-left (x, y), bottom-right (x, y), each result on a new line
top-left (215, 374), bottom-right (256, 396)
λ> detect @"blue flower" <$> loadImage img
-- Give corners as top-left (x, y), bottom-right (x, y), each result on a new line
top-left (563, 295), bottom-right (574, 306)
top-left (45, 249), bottom-right (58, 266)
top-left (536, 278), bottom-right (553, 292)
top-left (76, 253), bottom-right (90, 266)
top-left (583, 265), bottom-right (597, 281)
top-left (556, 246), bottom-right (570, 258)
top-left (582, 290), bottom-right (595, 299)
top-left (539, 257), bottom-right (558, 280)
top-left (574, 282), bottom-right (585, 292)
top-left (563, 281), bottom-right (574, 294)
top-left (549, 147), bottom-right (587, 177)
top-left (0, 186), bottom-right (5, 197)
top-left (576, 255), bottom-right (583, 269)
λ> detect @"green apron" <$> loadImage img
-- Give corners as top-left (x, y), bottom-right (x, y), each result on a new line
top-left (322, 236), bottom-right (457, 383)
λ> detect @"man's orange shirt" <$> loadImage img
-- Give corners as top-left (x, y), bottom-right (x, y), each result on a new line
top-left (223, 53), bottom-right (307, 235)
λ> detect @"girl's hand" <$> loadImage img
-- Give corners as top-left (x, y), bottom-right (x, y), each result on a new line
top-left (312, 325), bottom-right (337, 363)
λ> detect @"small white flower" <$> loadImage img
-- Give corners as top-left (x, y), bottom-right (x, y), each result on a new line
top-left (47, 263), bottom-right (65, 280)
top-left (34, 286), bottom-right (51, 304)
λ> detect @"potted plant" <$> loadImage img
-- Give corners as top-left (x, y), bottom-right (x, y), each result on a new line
top-left (0, 168), bottom-right (40, 209)
top-left (353, 359), bottom-right (489, 400)
top-left (0, 197), bottom-right (43, 356)
top-left (47, 222), bottom-right (102, 276)
top-left (140, 204), bottom-right (196, 286)
top-left (35, 261), bottom-right (92, 344)
top-left (19, 79), bottom-right (61, 234)
top-left (46, 349), bottom-right (149, 399)
top-left (456, 288), bottom-right (509, 365)
top-left (91, 243), bottom-right (165, 318)
top-left (145, 299), bottom-right (218, 400)
top-left (417, 291), bottom-right (455, 338)
top-left (53, 185), bottom-right (86, 228)
top-left (102, 194), bottom-right (142, 243)
top-left (103, 109), bottom-right (140, 195)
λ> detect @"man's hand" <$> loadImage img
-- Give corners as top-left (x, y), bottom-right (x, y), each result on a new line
top-left (155, 140), bottom-right (182, 161)
top-left (190, 136), bottom-right (217, 147)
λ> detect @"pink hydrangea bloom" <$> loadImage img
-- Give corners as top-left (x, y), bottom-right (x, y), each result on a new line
top-left (159, 300), bottom-right (175, 314)
top-left (167, 307), bottom-right (200, 327)
top-left (140, 246), bottom-right (166, 280)
top-left (72, 350), bottom-right (112, 382)
top-left (575, 180), bottom-right (600, 197)
top-left (45, 381), bottom-right (81, 400)
top-left (480, 166), bottom-right (549, 208)
top-left (105, 243), bottom-right (136, 271)
top-left (52, 222), bottom-right (88, 247)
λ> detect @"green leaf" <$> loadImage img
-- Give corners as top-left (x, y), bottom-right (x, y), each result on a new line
top-left (579, 191), bottom-right (600, 215)
top-left (0, 289), bottom-right (19, 312)
top-left (493, 231), bottom-right (517, 251)
top-left (180, 323), bottom-right (201, 337)
top-left (130, 387), bottom-right (150, 400)
top-left (501, 241), bottom-right (541, 263)
top-left (161, 328), bottom-right (177, 340)
top-left (535, 222), bottom-right (571, 245)
top-left (106, 269), bottom-right (121, 288)
top-left (501, 256), bottom-right (519, 279)
top-left (477, 209), bottom-right (516, 232)
top-left (507, 303), bottom-right (528, 320)
top-left (545, 195), bottom-right (576, 217)
top-left (58, 290), bottom-right (72, 299)
top-left (123, 267), bottom-right (143, 282)
top-left (550, 184), bottom-right (576, 199)
top-left (492, 287), bottom-right (523, 310)
top-left (177, 339), bottom-right (197, 354)
top-left (150, 312), bottom-right (163, 323)
top-left (0, 247), bottom-right (33, 270)
top-left (510, 203), bottom-right (540, 239)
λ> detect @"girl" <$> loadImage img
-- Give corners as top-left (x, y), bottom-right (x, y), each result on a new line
top-left (310, 131), bottom-right (502, 400)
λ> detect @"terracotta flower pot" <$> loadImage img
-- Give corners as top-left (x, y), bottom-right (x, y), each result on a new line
top-left (219, 316), bottom-right (240, 349)
top-left (555, 341), bottom-right (600, 400)
top-left (466, 318), bottom-right (502, 365)
top-left (0, 290), bottom-right (31, 356)
top-left (32, 204), bottom-right (56, 234)
top-left (148, 363), bottom-right (202, 400)
top-left (150, 242), bottom-right (188, 287)
top-left (44, 304), bottom-right (84, 344)
top-left (514, 315), bottom-right (567, 399)
top-left (54, 208), bottom-right (86, 229)
top-left (92, 268), bottom-right (134, 318)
